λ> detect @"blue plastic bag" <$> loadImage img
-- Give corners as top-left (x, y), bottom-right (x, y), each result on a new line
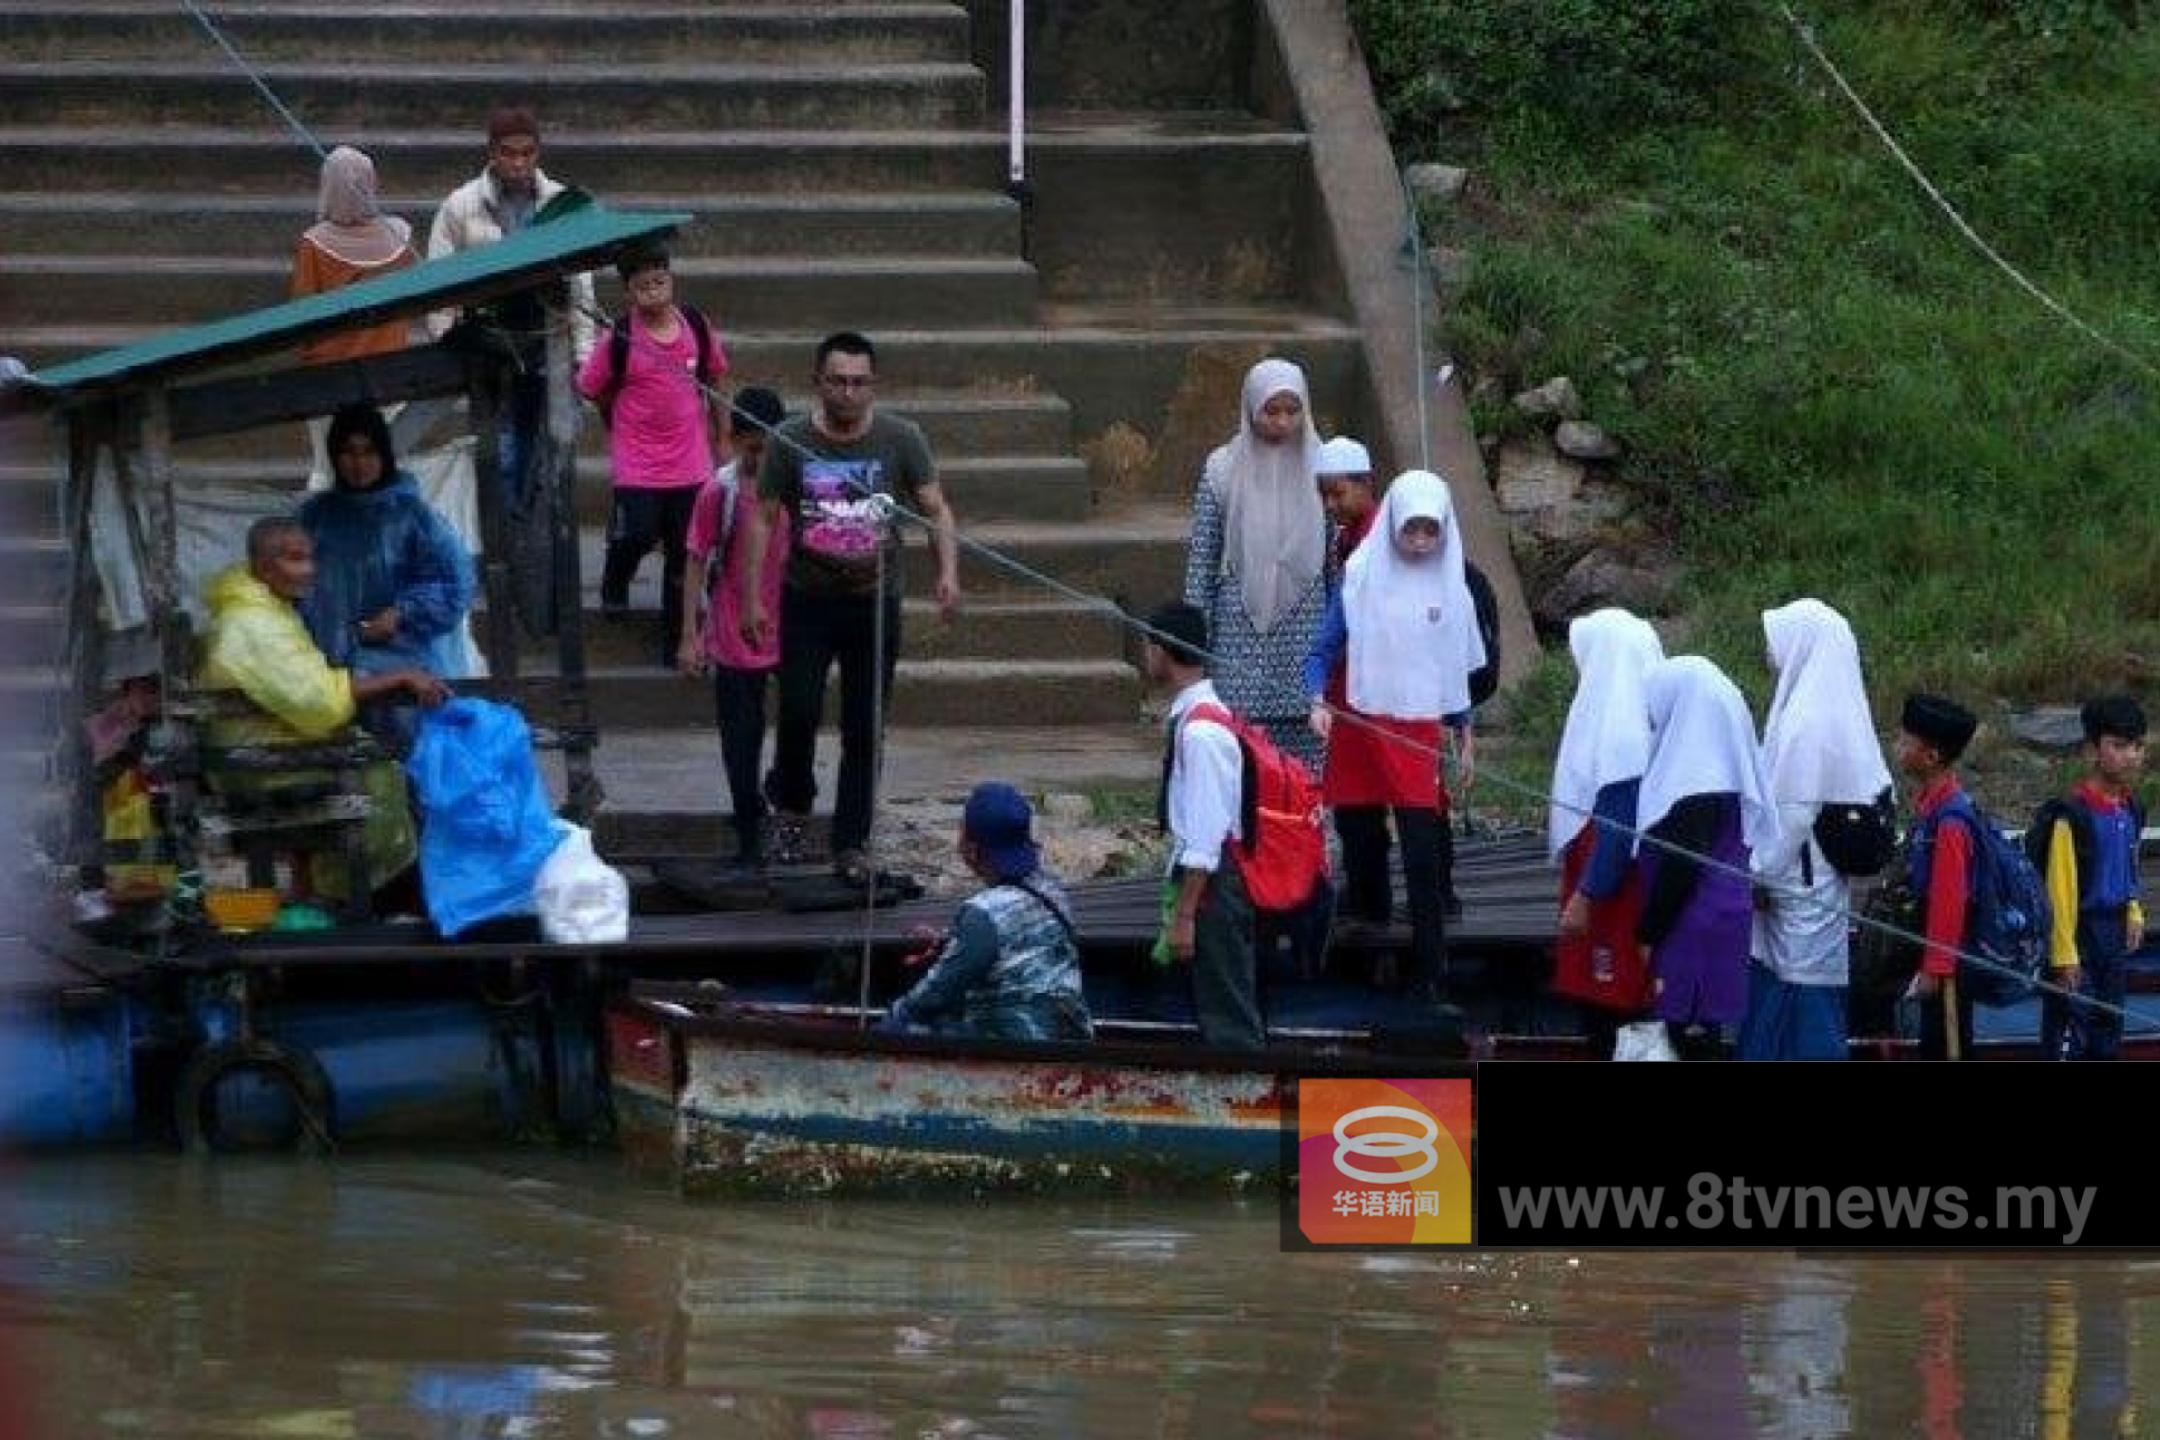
top-left (406, 698), bottom-right (562, 937)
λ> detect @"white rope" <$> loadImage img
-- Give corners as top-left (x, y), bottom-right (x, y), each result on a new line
top-left (583, 309), bottom-right (2151, 1039)
top-left (1775, 0), bottom-right (2160, 382)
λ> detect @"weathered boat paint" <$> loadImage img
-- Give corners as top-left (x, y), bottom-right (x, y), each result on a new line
top-left (605, 993), bottom-right (1490, 1198)
top-left (609, 1000), bottom-right (1317, 1197)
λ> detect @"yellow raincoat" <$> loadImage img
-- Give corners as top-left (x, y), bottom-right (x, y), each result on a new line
top-left (198, 564), bottom-right (417, 898)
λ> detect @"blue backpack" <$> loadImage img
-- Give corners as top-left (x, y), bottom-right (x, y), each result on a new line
top-left (1909, 792), bottom-right (2053, 1006)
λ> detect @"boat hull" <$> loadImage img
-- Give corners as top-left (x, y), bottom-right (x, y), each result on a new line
top-left (608, 1002), bottom-right (1299, 1198)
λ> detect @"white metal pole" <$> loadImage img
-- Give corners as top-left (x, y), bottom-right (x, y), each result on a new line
top-left (1008, 0), bottom-right (1025, 186)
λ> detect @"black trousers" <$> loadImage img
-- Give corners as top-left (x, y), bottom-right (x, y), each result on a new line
top-left (768, 587), bottom-right (901, 857)
top-left (712, 666), bottom-right (770, 859)
top-left (1192, 858), bottom-right (1265, 1051)
top-left (600, 486), bottom-right (699, 659)
top-left (1335, 804), bottom-right (1448, 990)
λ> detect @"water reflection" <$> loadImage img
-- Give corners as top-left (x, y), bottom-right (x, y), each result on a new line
top-left (1, 1155), bottom-right (2157, 1437)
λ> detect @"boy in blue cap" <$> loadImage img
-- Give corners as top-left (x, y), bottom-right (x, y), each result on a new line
top-left (881, 782), bottom-right (1092, 1041)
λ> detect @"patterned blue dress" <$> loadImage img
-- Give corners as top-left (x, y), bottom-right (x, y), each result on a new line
top-left (1182, 479), bottom-right (1329, 770)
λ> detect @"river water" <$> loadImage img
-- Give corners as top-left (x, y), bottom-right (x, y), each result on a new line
top-left (3, 1152), bottom-right (2155, 1438)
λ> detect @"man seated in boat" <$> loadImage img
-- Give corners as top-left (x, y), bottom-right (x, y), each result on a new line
top-left (880, 782), bottom-right (1093, 1042)
top-left (198, 517), bottom-right (451, 903)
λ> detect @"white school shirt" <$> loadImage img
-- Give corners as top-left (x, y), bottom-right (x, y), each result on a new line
top-left (1750, 799), bottom-right (1851, 986)
top-left (1166, 680), bottom-right (1244, 873)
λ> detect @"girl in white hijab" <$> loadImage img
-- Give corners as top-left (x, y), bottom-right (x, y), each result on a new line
top-left (1634, 655), bottom-right (1780, 1051)
top-left (1738, 598), bottom-right (1891, 1061)
top-left (1301, 471), bottom-right (1482, 999)
top-left (1184, 357), bottom-right (1330, 768)
top-left (1548, 608), bottom-right (1666, 1029)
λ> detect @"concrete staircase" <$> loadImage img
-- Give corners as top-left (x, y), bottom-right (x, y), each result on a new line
top-left (0, 0), bottom-right (1372, 816)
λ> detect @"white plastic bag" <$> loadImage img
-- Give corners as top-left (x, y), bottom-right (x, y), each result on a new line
top-left (533, 823), bottom-right (629, 944)
top-left (1612, 1020), bottom-right (1679, 1062)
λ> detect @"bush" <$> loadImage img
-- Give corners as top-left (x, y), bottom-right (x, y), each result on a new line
top-left (1415, 0), bottom-right (2160, 726)
top-left (1350, 0), bottom-right (1760, 149)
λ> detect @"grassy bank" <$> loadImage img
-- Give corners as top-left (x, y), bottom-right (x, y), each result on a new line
top-left (1353, 0), bottom-right (2160, 805)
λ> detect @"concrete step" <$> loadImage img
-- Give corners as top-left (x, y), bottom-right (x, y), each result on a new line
top-left (536, 595), bottom-right (1125, 666)
top-left (0, 126), bottom-right (1011, 196)
top-left (570, 509), bottom-right (1188, 603)
top-left (0, 536), bottom-right (66, 607)
top-left (0, 254), bottom-right (1041, 331)
top-left (0, 451), bottom-right (1092, 525)
top-left (0, 4), bottom-right (970, 65)
top-left (0, 190), bottom-right (1023, 259)
top-left (566, 722), bottom-right (1163, 842)
top-left (564, 455), bottom-right (1090, 524)
top-left (120, 389), bottom-right (1076, 466)
top-left (9, 313), bottom-right (1368, 481)
top-left (492, 655), bottom-right (1143, 728)
top-left (0, 604), bottom-right (65, 668)
top-left (0, 61), bottom-right (984, 131)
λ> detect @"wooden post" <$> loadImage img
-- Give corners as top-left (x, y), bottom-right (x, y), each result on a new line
top-left (1944, 973), bottom-right (1962, 1062)
top-left (469, 359), bottom-right (519, 683)
top-left (129, 390), bottom-right (202, 914)
top-left (136, 392), bottom-right (182, 668)
top-left (60, 414), bottom-right (107, 871)
top-left (544, 298), bottom-right (600, 820)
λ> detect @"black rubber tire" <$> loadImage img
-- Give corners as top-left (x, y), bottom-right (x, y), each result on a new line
top-left (174, 1038), bottom-right (335, 1155)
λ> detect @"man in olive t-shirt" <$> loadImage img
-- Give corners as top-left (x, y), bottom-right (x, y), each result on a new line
top-left (739, 331), bottom-right (961, 877)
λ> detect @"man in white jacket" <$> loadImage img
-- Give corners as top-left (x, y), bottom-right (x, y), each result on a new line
top-left (426, 106), bottom-right (597, 508)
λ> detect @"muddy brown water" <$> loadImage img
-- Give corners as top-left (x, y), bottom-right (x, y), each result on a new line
top-left (3, 1152), bottom-right (2155, 1437)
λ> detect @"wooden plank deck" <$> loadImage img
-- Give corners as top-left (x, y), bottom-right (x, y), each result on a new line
top-left (161, 831), bottom-right (1562, 971)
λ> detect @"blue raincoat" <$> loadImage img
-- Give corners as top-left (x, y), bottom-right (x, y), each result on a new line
top-left (298, 471), bottom-right (476, 679)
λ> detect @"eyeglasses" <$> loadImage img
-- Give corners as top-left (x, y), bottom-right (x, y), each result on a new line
top-left (817, 374), bottom-right (874, 390)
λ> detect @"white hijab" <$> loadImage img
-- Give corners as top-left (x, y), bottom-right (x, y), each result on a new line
top-left (1202, 357), bottom-right (1324, 631)
top-left (1760, 598), bottom-right (1891, 805)
top-left (1548, 607), bottom-right (1665, 858)
top-left (1342, 470), bottom-right (1483, 721)
top-left (1636, 655), bottom-right (1781, 857)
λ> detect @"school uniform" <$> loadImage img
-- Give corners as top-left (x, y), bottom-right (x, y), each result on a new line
top-left (1908, 772), bottom-right (1977, 1060)
top-left (1740, 600), bottom-right (1891, 1061)
top-left (1548, 609), bottom-right (1665, 1018)
top-left (1633, 657), bottom-right (1781, 1036)
top-left (1160, 679), bottom-right (1265, 1051)
top-left (1300, 471), bottom-right (1482, 997)
top-left (2038, 780), bottom-right (2146, 1060)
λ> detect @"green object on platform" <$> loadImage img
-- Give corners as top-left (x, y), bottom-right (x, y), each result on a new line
top-left (271, 903), bottom-right (336, 933)
top-left (1150, 876), bottom-right (1178, 967)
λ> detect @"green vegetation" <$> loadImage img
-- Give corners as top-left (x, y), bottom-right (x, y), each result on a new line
top-left (1353, 0), bottom-right (2160, 771)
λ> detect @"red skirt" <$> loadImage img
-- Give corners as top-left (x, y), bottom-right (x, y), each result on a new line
top-left (1550, 820), bottom-right (1651, 1013)
top-left (1323, 709), bottom-right (1447, 810)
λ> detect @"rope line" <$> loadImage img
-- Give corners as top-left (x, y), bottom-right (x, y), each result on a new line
top-left (176, 0), bottom-right (329, 163)
top-left (585, 305), bottom-right (2149, 1038)
top-left (164, 0), bottom-right (2136, 1039)
top-left (1774, 0), bottom-right (2160, 382)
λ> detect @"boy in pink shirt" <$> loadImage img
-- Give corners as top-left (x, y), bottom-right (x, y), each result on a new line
top-left (575, 245), bottom-right (729, 666)
top-left (680, 387), bottom-right (789, 865)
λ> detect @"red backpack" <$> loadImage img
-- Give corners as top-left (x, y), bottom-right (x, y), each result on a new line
top-left (1184, 702), bottom-right (1330, 913)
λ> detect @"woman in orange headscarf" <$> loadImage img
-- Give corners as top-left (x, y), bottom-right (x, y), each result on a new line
top-left (289, 145), bottom-right (417, 364)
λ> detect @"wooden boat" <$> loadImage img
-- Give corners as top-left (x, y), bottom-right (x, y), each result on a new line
top-left (607, 983), bottom-right (1474, 1198)
top-left (608, 951), bottom-right (2160, 1197)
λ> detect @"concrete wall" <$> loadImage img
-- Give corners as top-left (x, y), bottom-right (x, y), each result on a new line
top-left (966, 0), bottom-right (1256, 111)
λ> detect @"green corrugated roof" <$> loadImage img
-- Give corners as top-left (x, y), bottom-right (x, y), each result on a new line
top-left (27, 203), bottom-right (688, 396)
